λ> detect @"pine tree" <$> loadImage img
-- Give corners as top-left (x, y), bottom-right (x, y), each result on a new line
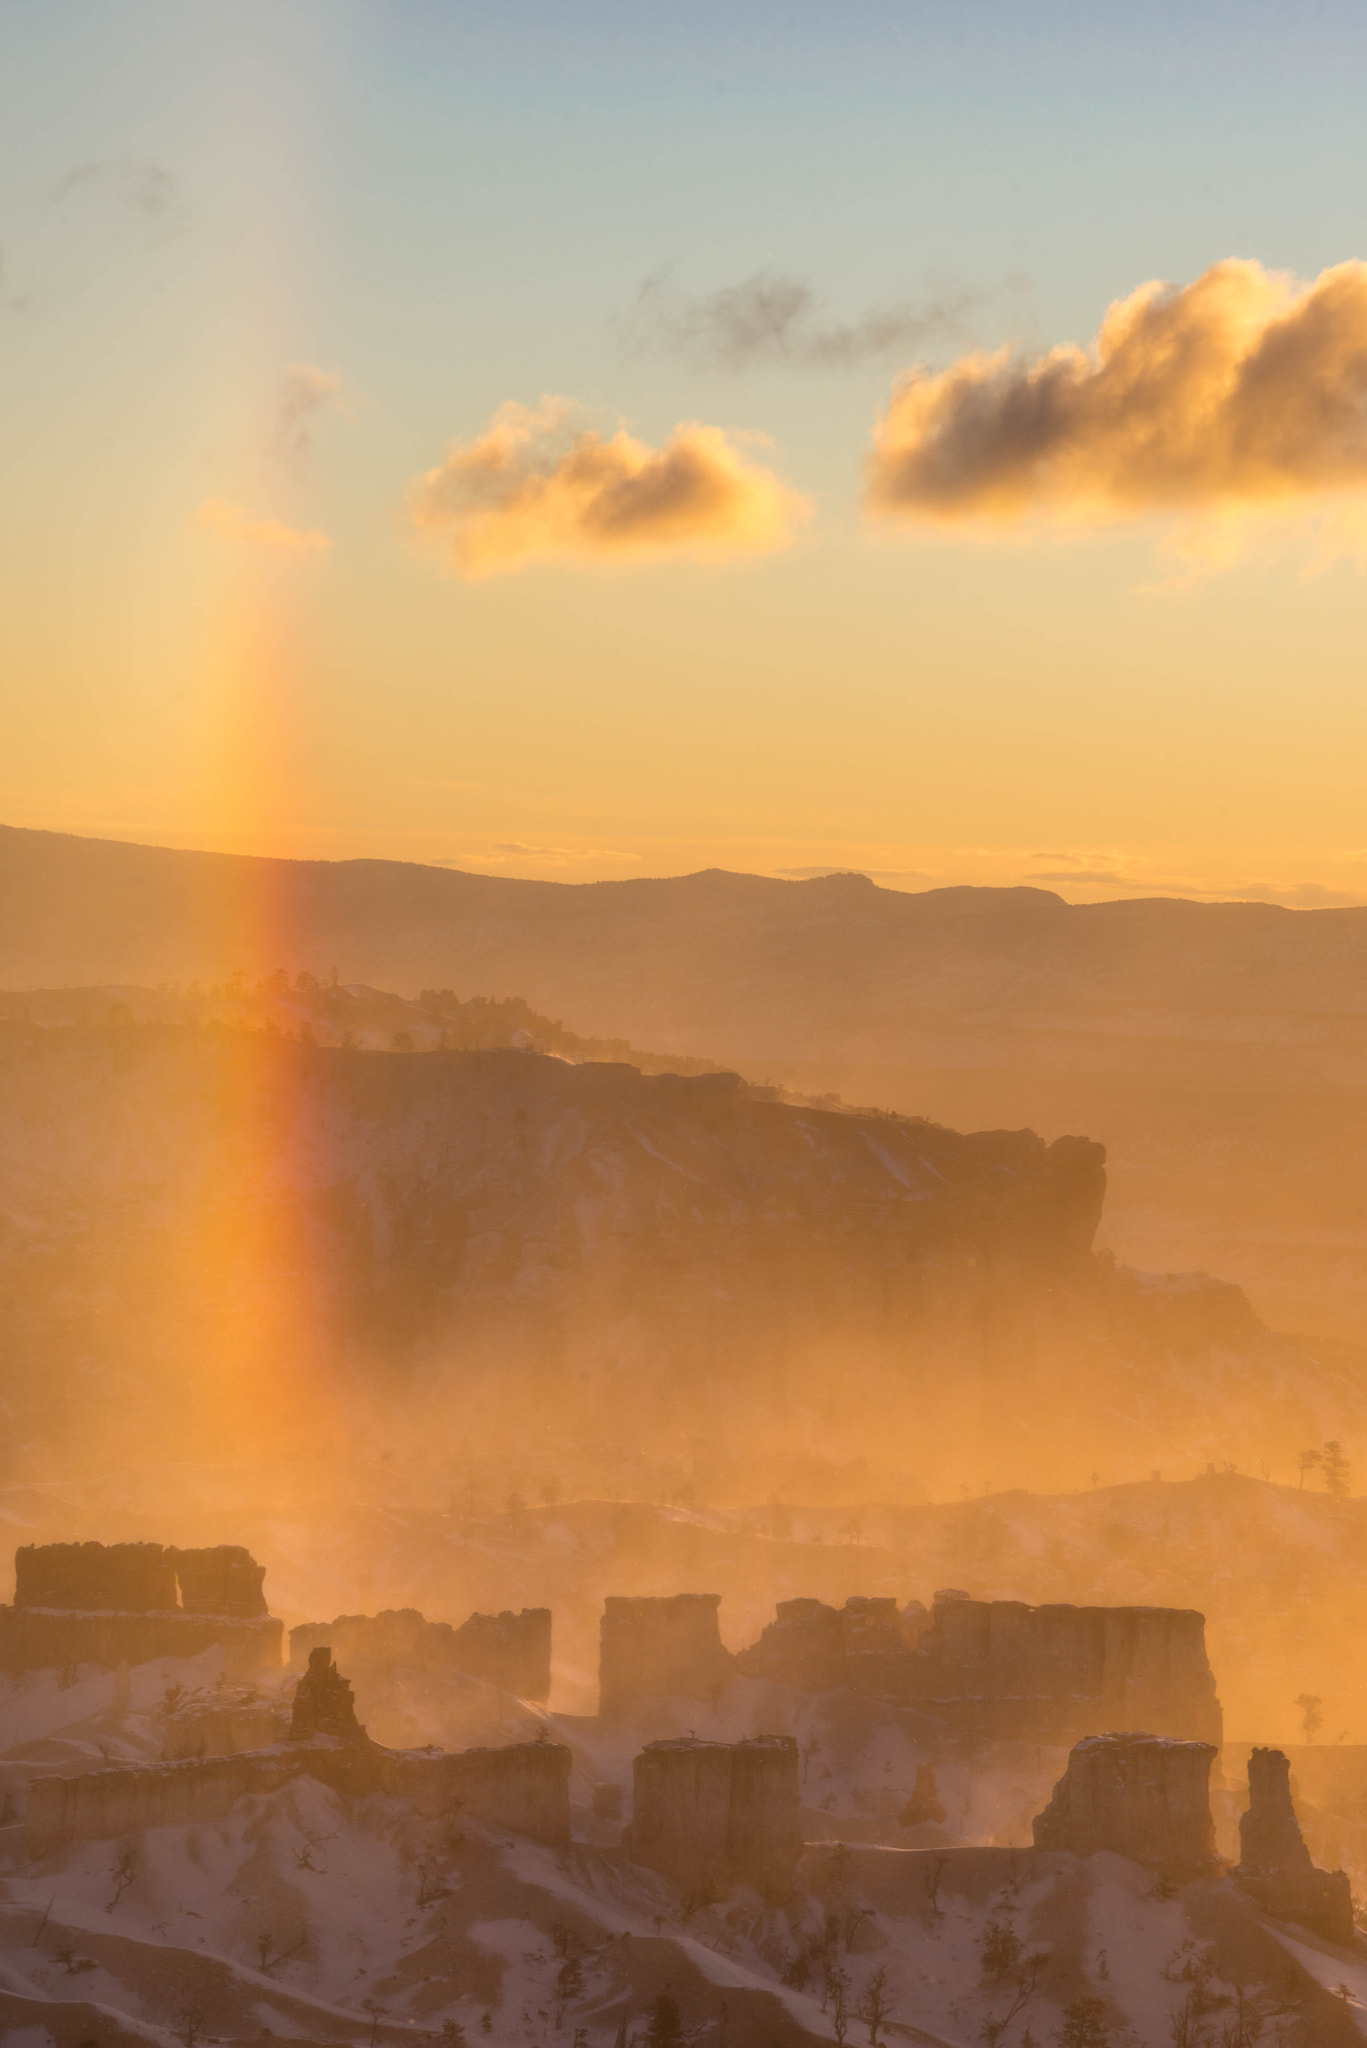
top-left (645, 1990), bottom-right (686, 2048)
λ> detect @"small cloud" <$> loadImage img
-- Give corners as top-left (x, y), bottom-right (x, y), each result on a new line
top-left (623, 270), bottom-right (977, 371)
top-left (435, 843), bottom-right (641, 869)
top-left (194, 498), bottom-right (330, 557)
top-left (271, 363), bottom-right (346, 463)
top-left (50, 158), bottom-right (184, 228)
top-left (407, 395), bottom-right (809, 577)
top-left (866, 258), bottom-right (1367, 565)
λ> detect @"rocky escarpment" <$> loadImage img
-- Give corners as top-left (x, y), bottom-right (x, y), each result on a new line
top-left (637, 1588), bottom-right (1220, 1745)
top-left (0, 1541), bottom-right (281, 1677)
top-left (1235, 1747), bottom-right (1355, 1944)
top-left (599, 1596), bottom-right (735, 1719)
top-left (0, 1016), bottom-right (1297, 1487)
top-left (905, 1590), bottom-right (1222, 1744)
top-left (290, 1606), bottom-right (551, 1702)
top-left (28, 1642), bottom-right (571, 1855)
top-left (629, 1736), bottom-right (801, 1899)
top-left (1032, 1733), bottom-right (1218, 1877)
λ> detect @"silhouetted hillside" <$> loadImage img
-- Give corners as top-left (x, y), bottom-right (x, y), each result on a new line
top-left (1, 1016), bottom-right (1359, 1495)
top-left (5, 825), bottom-right (1367, 1335)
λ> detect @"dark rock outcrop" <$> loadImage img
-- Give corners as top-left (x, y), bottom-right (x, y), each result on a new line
top-left (1235, 1747), bottom-right (1355, 1945)
top-left (168, 1545), bottom-right (268, 1618)
top-left (290, 1605), bottom-right (551, 1702)
top-left (1, 1539), bottom-right (281, 1676)
top-left (27, 1735), bottom-right (571, 1854)
top-left (0, 1608), bottom-right (281, 1678)
top-left (289, 1646), bottom-right (365, 1742)
top-left (629, 1735), bottom-right (801, 1899)
top-left (162, 1688), bottom-right (288, 1760)
top-left (599, 1595), bottom-right (734, 1718)
top-left (906, 1592), bottom-right (1222, 1744)
top-left (386, 1738), bottom-right (571, 1844)
top-left (732, 1589), bottom-right (1221, 1746)
top-left (737, 1596), bottom-right (923, 1696)
top-left (1032, 1732), bottom-right (1218, 1877)
top-left (14, 1541), bottom-right (178, 1612)
top-left (899, 1763), bottom-right (947, 1829)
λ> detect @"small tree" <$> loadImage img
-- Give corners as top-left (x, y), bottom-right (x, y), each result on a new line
top-left (856, 1965), bottom-right (894, 2045)
top-left (1322, 1442), bottom-right (1351, 1496)
top-left (923, 1854), bottom-right (949, 1917)
top-left (107, 1849), bottom-right (138, 1912)
top-left (1295, 1692), bottom-right (1324, 1743)
top-left (981, 1920), bottom-right (1023, 1980)
top-left (1059, 1996), bottom-right (1110, 2047)
top-left (644, 1989), bottom-right (686, 2048)
top-left (826, 1964), bottom-right (852, 2046)
top-left (1298, 1449), bottom-right (1321, 1488)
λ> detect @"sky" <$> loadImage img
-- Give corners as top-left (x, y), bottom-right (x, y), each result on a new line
top-left (2, 0), bottom-right (1367, 906)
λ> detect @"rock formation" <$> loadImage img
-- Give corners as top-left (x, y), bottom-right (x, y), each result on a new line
top-left (162, 1687), bottom-right (288, 1760)
top-left (27, 1734), bottom-right (571, 1855)
top-left (289, 1646), bottom-right (365, 1741)
top-left (290, 1604), bottom-right (551, 1701)
top-left (167, 1545), bottom-right (268, 1618)
top-left (387, 1738), bottom-right (571, 1844)
top-left (14, 1541), bottom-right (178, 1611)
top-left (1032, 1732), bottom-right (1217, 1877)
top-left (629, 1735), bottom-right (801, 1899)
top-left (0, 1540), bottom-right (282, 1677)
top-left (732, 1589), bottom-right (1221, 1744)
top-left (906, 1592), bottom-right (1222, 1743)
top-left (1235, 1747), bottom-right (1355, 1945)
top-left (737, 1596), bottom-right (923, 1695)
top-left (599, 1594), bottom-right (734, 1718)
top-left (899, 1763), bottom-right (947, 1829)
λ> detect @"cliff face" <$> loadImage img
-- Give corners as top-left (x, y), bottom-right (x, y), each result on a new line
top-left (290, 1607), bottom-right (552, 1703)
top-left (599, 1596), bottom-right (735, 1719)
top-left (629, 1735), bottom-right (801, 1898)
top-left (1032, 1733), bottom-right (1218, 1876)
top-left (0, 1023), bottom-right (1160, 1482)
top-left (907, 1594), bottom-right (1223, 1745)
top-left (1235, 1747), bottom-right (1355, 1944)
top-left (0, 1540), bottom-right (281, 1677)
top-left (8, 826), bottom-right (1367, 1344)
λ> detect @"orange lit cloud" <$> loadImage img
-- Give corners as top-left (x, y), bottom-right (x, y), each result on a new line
top-left (194, 497), bottom-right (330, 556)
top-left (408, 396), bottom-right (808, 576)
top-left (867, 259), bottom-right (1367, 528)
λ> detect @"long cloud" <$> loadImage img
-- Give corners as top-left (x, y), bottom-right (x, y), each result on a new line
top-left (408, 398), bottom-right (808, 576)
top-left (866, 258), bottom-right (1367, 525)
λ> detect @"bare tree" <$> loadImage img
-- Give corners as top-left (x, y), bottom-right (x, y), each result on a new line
top-left (1295, 1693), bottom-right (1324, 1743)
top-left (923, 1854), bottom-right (949, 1917)
top-left (856, 1966), bottom-right (894, 2045)
top-left (106, 1849), bottom-right (138, 1912)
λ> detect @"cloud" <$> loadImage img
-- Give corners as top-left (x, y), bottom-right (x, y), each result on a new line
top-left (271, 364), bottom-right (346, 462)
top-left (50, 158), bottom-right (183, 227)
top-left (624, 270), bottom-right (976, 370)
top-left (867, 259), bottom-right (1367, 531)
top-left (407, 397), bottom-right (808, 576)
top-left (194, 499), bottom-right (330, 557)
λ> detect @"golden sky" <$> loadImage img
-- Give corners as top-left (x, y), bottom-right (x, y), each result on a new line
top-left (3, 1), bottom-right (1367, 910)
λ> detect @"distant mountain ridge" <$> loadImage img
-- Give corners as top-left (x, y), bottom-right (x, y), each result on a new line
top-left (5, 828), bottom-right (1367, 1056)
top-left (5, 824), bottom-right (1367, 1339)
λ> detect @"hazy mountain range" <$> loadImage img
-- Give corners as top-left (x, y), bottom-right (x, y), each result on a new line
top-left (4, 823), bottom-right (1367, 1338)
